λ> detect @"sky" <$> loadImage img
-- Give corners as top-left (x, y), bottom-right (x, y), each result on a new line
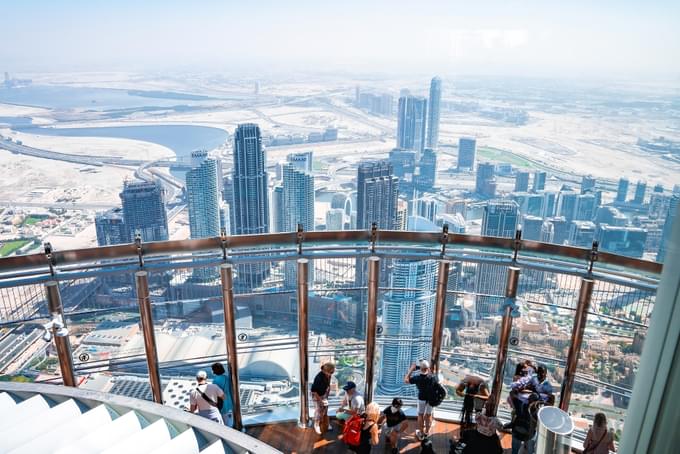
top-left (2, 0), bottom-right (679, 79)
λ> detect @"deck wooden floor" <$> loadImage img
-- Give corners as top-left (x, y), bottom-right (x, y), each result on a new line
top-left (246, 419), bottom-right (513, 454)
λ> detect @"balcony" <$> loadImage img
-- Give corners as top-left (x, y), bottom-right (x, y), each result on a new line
top-left (0, 229), bottom-right (663, 452)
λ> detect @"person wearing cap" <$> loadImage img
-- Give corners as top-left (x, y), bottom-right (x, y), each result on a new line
top-left (404, 359), bottom-right (437, 440)
top-left (189, 370), bottom-right (225, 423)
top-left (336, 381), bottom-right (365, 422)
top-left (377, 398), bottom-right (408, 454)
top-left (311, 362), bottom-right (336, 435)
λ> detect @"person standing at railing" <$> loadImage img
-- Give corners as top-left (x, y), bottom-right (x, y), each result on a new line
top-left (583, 413), bottom-right (616, 454)
top-left (311, 362), bottom-right (336, 435)
top-left (455, 375), bottom-right (490, 427)
top-left (211, 362), bottom-right (234, 427)
top-left (404, 359), bottom-right (438, 440)
top-left (189, 370), bottom-right (225, 424)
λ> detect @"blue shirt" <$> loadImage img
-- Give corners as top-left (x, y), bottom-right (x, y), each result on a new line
top-left (212, 374), bottom-right (234, 413)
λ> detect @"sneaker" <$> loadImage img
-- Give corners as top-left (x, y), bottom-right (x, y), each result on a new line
top-left (314, 423), bottom-right (321, 435)
top-left (415, 429), bottom-right (424, 440)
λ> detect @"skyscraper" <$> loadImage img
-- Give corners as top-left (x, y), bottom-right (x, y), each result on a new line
top-left (271, 185), bottom-right (284, 233)
top-left (616, 178), bottom-right (629, 203)
top-left (95, 208), bottom-right (127, 246)
top-left (379, 258), bottom-right (437, 396)
top-left (356, 160), bottom-right (399, 230)
top-left (657, 194), bottom-right (679, 262)
top-left (388, 148), bottom-right (416, 193)
top-left (416, 148), bottom-right (437, 192)
top-left (221, 175), bottom-right (235, 234)
top-left (515, 171), bottom-right (530, 192)
top-left (457, 137), bottom-right (477, 170)
top-left (119, 180), bottom-right (168, 243)
top-left (476, 201), bottom-right (519, 316)
top-left (574, 194), bottom-right (597, 221)
top-left (581, 175), bottom-right (596, 194)
top-left (522, 215), bottom-right (545, 241)
top-left (282, 157), bottom-right (314, 288)
top-left (596, 225), bottom-right (647, 258)
top-left (285, 151), bottom-right (313, 173)
top-left (326, 208), bottom-right (344, 231)
top-left (232, 123), bottom-right (270, 290)
top-left (426, 76), bottom-right (442, 149)
top-left (397, 95), bottom-right (427, 153)
top-left (569, 221), bottom-right (596, 248)
top-left (557, 190), bottom-right (578, 221)
top-left (633, 181), bottom-right (647, 205)
top-left (475, 162), bottom-right (496, 198)
top-left (186, 150), bottom-right (221, 281)
top-left (533, 171), bottom-right (547, 192)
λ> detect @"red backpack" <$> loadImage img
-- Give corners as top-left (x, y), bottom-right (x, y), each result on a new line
top-left (343, 414), bottom-right (365, 447)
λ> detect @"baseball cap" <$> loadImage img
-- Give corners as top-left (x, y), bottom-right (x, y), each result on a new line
top-left (196, 370), bottom-right (208, 380)
top-left (342, 381), bottom-right (357, 391)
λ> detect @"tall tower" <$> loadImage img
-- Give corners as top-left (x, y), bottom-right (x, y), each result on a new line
top-left (581, 175), bottom-right (596, 194)
top-left (658, 194), bottom-right (679, 262)
top-left (515, 171), bottom-right (530, 192)
top-left (416, 148), bottom-right (437, 192)
top-left (476, 162), bottom-right (497, 198)
top-left (633, 181), bottom-right (647, 205)
top-left (475, 201), bottom-right (519, 316)
top-left (356, 160), bottom-right (399, 230)
top-left (282, 156), bottom-right (315, 288)
top-left (186, 150), bottom-right (221, 281)
top-left (533, 171), bottom-right (547, 192)
top-left (379, 258), bottom-right (437, 396)
top-left (616, 178), bottom-right (629, 203)
top-left (119, 180), bottom-right (168, 243)
top-left (232, 124), bottom-right (270, 290)
top-left (426, 77), bottom-right (442, 149)
top-left (95, 208), bottom-right (127, 246)
top-left (397, 96), bottom-right (427, 154)
top-left (457, 137), bottom-right (477, 170)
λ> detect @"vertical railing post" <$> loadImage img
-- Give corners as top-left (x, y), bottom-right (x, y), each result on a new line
top-left (489, 266), bottom-right (520, 415)
top-left (220, 264), bottom-right (243, 430)
top-left (296, 258), bottom-right (310, 428)
top-left (135, 270), bottom-right (163, 404)
top-left (431, 261), bottom-right (451, 376)
top-left (45, 281), bottom-right (76, 387)
top-left (559, 277), bottom-right (594, 411)
top-left (364, 256), bottom-right (380, 403)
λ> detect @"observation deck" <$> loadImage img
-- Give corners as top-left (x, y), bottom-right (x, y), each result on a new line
top-left (0, 229), bottom-right (666, 452)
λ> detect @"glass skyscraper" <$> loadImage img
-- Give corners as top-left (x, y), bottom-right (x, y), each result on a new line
top-left (426, 76), bottom-right (442, 149)
top-left (657, 194), bottom-right (679, 262)
top-left (397, 95), bottom-right (427, 154)
top-left (416, 148), bottom-right (437, 192)
top-left (356, 160), bottom-right (399, 231)
top-left (458, 137), bottom-right (477, 170)
top-left (119, 180), bottom-right (168, 243)
top-left (475, 200), bottom-right (519, 316)
top-left (232, 123), bottom-right (270, 290)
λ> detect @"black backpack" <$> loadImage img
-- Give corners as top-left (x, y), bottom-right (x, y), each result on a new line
top-left (428, 379), bottom-right (447, 407)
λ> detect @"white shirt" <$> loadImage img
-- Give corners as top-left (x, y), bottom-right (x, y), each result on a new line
top-left (341, 391), bottom-right (365, 413)
top-left (189, 383), bottom-right (225, 411)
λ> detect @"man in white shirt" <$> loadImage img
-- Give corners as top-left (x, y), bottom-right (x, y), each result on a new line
top-left (189, 370), bottom-right (225, 423)
top-left (336, 381), bottom-right (365, 421)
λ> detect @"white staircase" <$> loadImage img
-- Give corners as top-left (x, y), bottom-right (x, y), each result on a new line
top-left (0, 384), bottom-right (281, 454)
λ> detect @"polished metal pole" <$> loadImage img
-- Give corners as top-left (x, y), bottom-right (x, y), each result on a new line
top-left (489, 266), bottom-right (520, 416)
top-left (431, 261), bottom-right (451, 376)
top-left (45, 281), bottom-right (76, 387)
top-left (560, 277), bottom-right (594, 411)
top-left (220, 264), bottom-right (243, 430)
top-left (296, 258), bottom-right (310, 428)
top-left (364, 256), bottom-right (380, 402)
top-left (135, 271), bottom-right (163, 404)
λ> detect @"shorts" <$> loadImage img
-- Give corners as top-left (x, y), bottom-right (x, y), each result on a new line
top-left (417, 400), bottom-right (433, 415)
top-left (383, 424), bottom-right (404, 436)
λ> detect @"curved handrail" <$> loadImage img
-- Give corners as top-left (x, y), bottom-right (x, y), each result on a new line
top-left (0, 230), bottom-right (663, 275)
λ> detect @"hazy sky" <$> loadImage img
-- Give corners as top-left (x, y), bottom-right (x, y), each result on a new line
top-left (2, 0), bottom-right (679, 79)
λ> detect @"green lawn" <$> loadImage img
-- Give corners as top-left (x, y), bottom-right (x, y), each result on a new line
top-left (0, 239), bottom-right (31, 257)
top-left (22, 216), bottom-right (43, 226)
top-left (477, 146), bottom-right (534, 168)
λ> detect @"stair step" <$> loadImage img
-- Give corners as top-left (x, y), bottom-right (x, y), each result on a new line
top-left (54, 410), bottom-right (143, 454)
top-left (148, 429), bottom-right (200, 454)
top-left (0, 398), bottom-right (82, 450)
top-left (10, 404), bottom-right (114, 454)
top-left (0, 394), bottom-right (50, 428)
top-left (101, 418), bottom-right (172, 454)
top-left (0, 392), bottom-right (16, 413)
top-left (200, 440), bottom-right (227, 454)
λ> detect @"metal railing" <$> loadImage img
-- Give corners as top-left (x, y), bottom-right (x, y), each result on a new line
top-left (0, 228), bottom-right (661, 434)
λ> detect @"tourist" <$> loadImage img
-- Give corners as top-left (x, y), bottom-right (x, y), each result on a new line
top-left (583, 413), bottom-right (616, 454)
top-left (211, 362), bottom-right (234, 426)
top-left (455, 375), bottom-right (490, 427)
top-left (510, 392), bottom-right (540, 454)
top-left (461, 399), bottom-right (503, 454)
top-left (311, 362), bottom-right (336, 435)
top-left (350, 402), bottom-right (381, 454)
top-left (189, 370), bottom-right (225, 423)
top-left (531, 365), bottom-right (554, 405)
top-left (336, 381), bottom-right (365, 422)
top-left (404, 359), bottom-right (437, 440)
top-left (377, 398), bottom-right (408, 454)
